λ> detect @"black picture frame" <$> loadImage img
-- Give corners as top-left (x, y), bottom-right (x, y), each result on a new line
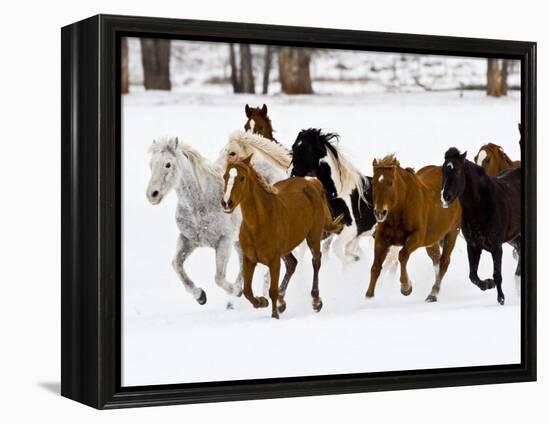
top-left (61, 14), bottom-right (537, 409)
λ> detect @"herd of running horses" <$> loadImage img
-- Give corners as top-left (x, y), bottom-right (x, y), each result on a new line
top-left (146, 104), bottom-right (521, 319)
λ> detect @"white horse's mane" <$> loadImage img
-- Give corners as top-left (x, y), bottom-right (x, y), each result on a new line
top-left (325, 143), bottom-right (369, 200)
top-left (228, 130), bottom-right (292, 170)
top-left (149, 137), bottom-right (221, 189)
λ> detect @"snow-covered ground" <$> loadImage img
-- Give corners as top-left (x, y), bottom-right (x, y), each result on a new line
top-left (122, 88), bottom-right (521, 387)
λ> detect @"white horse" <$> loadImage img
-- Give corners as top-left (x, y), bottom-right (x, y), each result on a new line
top-left (146, 137), bottom-right (242, 306)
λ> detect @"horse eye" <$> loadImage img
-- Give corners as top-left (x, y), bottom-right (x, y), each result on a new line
top-left (240, 176), bottom-right (244, 181)
top-left (229, 152), bottom-right (236, 157)
top-left (165, 163), bottom-right (171, 168)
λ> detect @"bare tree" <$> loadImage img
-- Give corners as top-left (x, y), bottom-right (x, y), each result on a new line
top-left (140, 38), bottom-right (171, 90)
top-left (262, 46), bottom-right (273, 95)
top-left (500, 59), bottom-right (509, 96)
top-left (229, 44), bottom-right (241, 93)
top-left (239, 45), bottom-right (255, 93)
top-left (486, 58), bottom-right (510, 97)
top-left (121, 37), bottom-right (129, 94)
top-left (278, 47), bottom-right (313, 94)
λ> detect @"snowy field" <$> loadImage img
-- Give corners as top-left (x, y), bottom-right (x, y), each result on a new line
top-left (122, 88), bottom-right (521, 387)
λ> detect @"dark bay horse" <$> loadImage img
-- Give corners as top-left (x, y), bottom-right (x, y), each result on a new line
top-left (474, 143), bottom-right (520, 177)
top-left (441, 148), bottom-right (521, 305)
top-left (221, 155), bottom-right (342, 318)
top-left (367, 155), bottom-right (462, 302)
top-left (244, 104), bottom-right (277, 142)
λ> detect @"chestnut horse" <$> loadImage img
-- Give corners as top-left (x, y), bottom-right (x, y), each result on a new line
top-left (221, 155), bottom-right (342, 319)
top-left (244, 104), bottom-right (277, 142)
top-left (474, 143), bottom-right (520, 177)
top-left (367, 155), bottom-right (462, 302)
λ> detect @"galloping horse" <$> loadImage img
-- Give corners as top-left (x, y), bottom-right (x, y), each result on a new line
top-left (244, 104), bottom-right (277, 142)
top-left (441, 148), bottom-right (521, 305)
top-left (146, 137), bottom-right (242, 306)
top-left (474, 143), bottom-right (520, 177)
top-left (367, 155), bottom-right (462, 302)
top-left (290, 128), bottom-right (399, 269)
top-left (221, 155), bottom-right (342, 319)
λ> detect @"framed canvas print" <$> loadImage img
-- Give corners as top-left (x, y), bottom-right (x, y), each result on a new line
top-left (61, 14), bottom-right (537, 409)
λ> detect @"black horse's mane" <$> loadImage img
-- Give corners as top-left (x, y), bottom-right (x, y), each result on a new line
top-left (444, 147), bottom-right (462, 160)
top-left (445, 147), bottom-right (486, 176)
top-left (297, 128), bottom-right (340, 158)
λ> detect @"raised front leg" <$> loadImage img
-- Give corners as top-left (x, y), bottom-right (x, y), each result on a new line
top-left (491, 246), bottom-right (505, 305)
top-left (242, 256), bottom-right (268, 310)
top-left (366, 236), bottom-right (390, 298)
top-left (333, 225), bottom-right (358, 264)
top-left (426, 228), bottom-right (459, 302)
top-left (172, 235), bottom-right (206, 305)
top-left (215, 237), bottom-right (242, 297)
top-left (397, 232), bottom-right (423, 296)
top-left (467, 244), bottom-right (495, 291)
top-left (268, 259), bottom-right (281, 319)
top-left (277, 253), bottom-right (298, 314)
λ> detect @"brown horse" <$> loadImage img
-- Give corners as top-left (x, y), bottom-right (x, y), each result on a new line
top-left (474, 143), bottom-right (520, 177)
top-left (221, 155), bottom-right (342, 319)
top-left (366, 155), bottom-right (462, 302)
top-left (244, 104), bottom-right (277, 142)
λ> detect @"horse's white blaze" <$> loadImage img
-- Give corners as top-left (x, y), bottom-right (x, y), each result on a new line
top-left (378, 175), bottom-right (384, 182)
top-left (447, 162), bottom-right (454, 169)
top-left (476, 150), bottom-right (487, 165)
top-left (249, 119), bottom-right (255, 131)
top-left (440, 189), bottom-right (449, 208)
top-left (223, 168), bottom-right (237, 203)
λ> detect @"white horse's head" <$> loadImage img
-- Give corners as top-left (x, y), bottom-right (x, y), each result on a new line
top-left (218, 133), bottom-right (251, 168)
top-left (146, 137), bottom-right (182, 205)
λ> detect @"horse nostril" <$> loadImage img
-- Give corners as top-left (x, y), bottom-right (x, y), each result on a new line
top-left (151, 190), bottom-right (159, 198)
top-left (227, 200), bottom-right (233, 208)
top-left (221, 200), bottom-right (226, 208)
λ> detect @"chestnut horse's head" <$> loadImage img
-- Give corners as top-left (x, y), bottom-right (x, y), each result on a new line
top-left (371, 155), bottom-right (404, 223)
top-left (221, 155), bottom-right (253, 213)
top-left (244, 104), bottom-right (274, 140)
top-left (441, 147), bottom-right (467, 208)
top-left (473, 143), bottom-right (515, 177)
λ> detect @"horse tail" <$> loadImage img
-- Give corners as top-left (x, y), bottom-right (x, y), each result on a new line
top-left (325, 213), bottom-right (344, 234)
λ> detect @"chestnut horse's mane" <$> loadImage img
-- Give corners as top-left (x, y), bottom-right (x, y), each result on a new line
top-left (374, 154), bottom-right (415, 174)
top-left (482, 143), bottom-right (516, 166)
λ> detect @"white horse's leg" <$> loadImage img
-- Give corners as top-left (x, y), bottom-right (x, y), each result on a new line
top-left (322, 234), bottom-right (334, 259)
top-left (383, 245), bottom-right (400, 276)
top-left (172, 234), bottom-right (206, 305)
top-left (215, 237), bottom-right (242, 296)
top-left (333, 225), bottom-right (358, 265)
top-left (233, 240), bottom-right (244, 292)
top-left (344, 236), bottom-right (363, 262)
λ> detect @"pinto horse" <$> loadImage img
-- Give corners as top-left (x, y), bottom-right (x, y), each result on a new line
top-left (441, 148), bottom-right (521, 305)
top-left (221, 155), bottom-right (342, 319)
top-left (474, 143), bottom-right (520, 177)
top-left (367, 155), bottom-right (462, 302)
top-left (244, 104), bottom-right (277, 142)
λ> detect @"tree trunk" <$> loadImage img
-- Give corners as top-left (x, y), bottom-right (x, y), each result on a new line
top-left (229, 44), bottom-right (242, 93)
top-left (262, 46), bottom-right (273, 95)
top-left (486, 58), bottom-right (502, 97)
top-left (121, 37), bottom-right (129, 94)
top-left (278, 47), bottom-right (313, 94)
top-left (500, 59), bottom-right (509, 96)
top-left (239, 44), bottom-right (255, 93)
top-left (140, 38), bottom-right (171, 90)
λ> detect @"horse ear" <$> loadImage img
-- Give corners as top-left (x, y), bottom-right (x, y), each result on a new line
top-left (461, 151), bottom-right (467, 161)
top-left (243, 153), bottom-right (253, 165)
top-left (372, 158), bottom-right (378, 167)
top-left (245, 104), bottom-right (251, 118)
top-left (261, 104), bottom-right (268, 115)
top-left (174, 137), bottom-right (179, 148)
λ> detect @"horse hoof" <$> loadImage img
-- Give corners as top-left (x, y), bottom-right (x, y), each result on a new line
top-left (271, 312), bottom-right (280, 319)
top-left (226, 301), bottom-right (234, 310)
top-left (483, 279), bottom-right (495, 290)
top-left (401, 285), bottom-right (413, 296)
top-left (425, 295), bottom-right (437, 303)
top-left (498, 296), bottom-right (505, 306)
top-left (233, 286), bottom-right (243, 297)
top-left (197, 290), bottom-right (207, 305)
top-left (257, 297), bottom-right (269, 308)
top-left (277, 300), bottom-right (287, 314)
top-left (313, 299), bottom-right (323, 312)
top-left (365, 290), bottom-right (374, 299)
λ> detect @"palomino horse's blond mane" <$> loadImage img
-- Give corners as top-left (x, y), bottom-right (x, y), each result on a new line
top-left (228, 130), bottom-right (292, 171)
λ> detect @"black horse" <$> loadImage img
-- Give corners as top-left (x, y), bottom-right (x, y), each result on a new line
top-left (290, 128), bottom-right (379, 264)
top-left (441, 147), bottom-right (521, 305)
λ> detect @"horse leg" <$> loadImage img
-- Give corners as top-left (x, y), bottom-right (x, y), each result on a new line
top-left (383, 245), bottom-right (400, 276)
top-left (308, 240), bottom-right (323, 312)
top-left (509, 236), bottom-right (521, 296)
top-left (424, 243), bottom-right (441, 302)
top-left (172, 235), bottom-right (206, 305)
top-left (242, 256), bottom-right (268, 309)
top-left (426, 228), bottom-right (459, 302)
top-left (322, 234), bottom-right (334, 259)
top-left (333, 225), bottom-right (357, 265)
top-left (366, 237), bottom-right (390, 298)
top-left (467, 244), bottom-right (493, 291)
top-left (491, 246), bottom-right (505, 305)
top-left (215, 237), bottom-right (242, 297)
top-left (397, 234), bottom-right (422, 296)
top-left (268, 259), bottom-right (281, 319)
top-left (277, 253), bottom-right (298, 314)
top-left (345, 236), bottom-right (363, 262)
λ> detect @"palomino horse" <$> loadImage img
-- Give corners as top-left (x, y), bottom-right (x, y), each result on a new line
top-left (221, 155), bottom-right (342, 319)
top-left (367, 155), bottom-right (462, 302)
top-left (474, 143), bottom-right (520, 177)
top-left (244, 104), bottom-right (277, 142)
top-left (146, 137), bottom-right (242, 306)
top-left (290, 128), bottom-right (399, 270)
top-left (441, 148), bottom-right (521, 305)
